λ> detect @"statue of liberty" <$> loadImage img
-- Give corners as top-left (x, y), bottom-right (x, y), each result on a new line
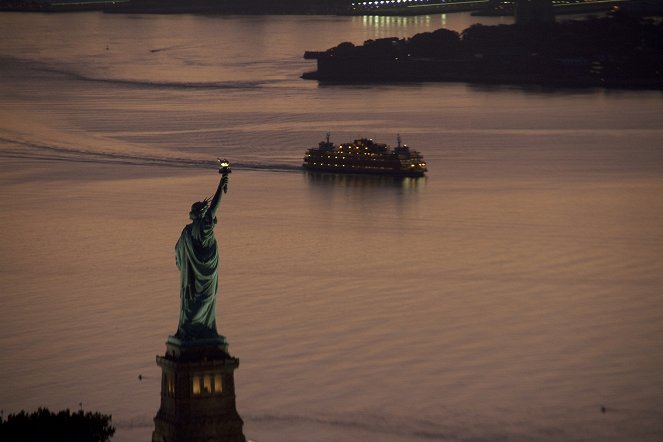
top-left (173, 160), bottom-right (231, 342)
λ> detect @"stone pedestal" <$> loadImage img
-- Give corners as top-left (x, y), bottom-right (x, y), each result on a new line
top-left (152, 336), bottom-right (246, 442)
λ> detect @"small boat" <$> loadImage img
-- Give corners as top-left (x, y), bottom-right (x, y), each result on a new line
top-left (303, 134), bottom-right (427, 177)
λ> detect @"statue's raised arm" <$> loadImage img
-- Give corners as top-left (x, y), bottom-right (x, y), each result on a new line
top-left (209, 173), bottom-right (229, 219)
top-left (173, 161), bottom-right (231, 343)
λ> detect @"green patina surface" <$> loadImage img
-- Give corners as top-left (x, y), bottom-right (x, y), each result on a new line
top-left (174, 170), bottom-right (229, 341)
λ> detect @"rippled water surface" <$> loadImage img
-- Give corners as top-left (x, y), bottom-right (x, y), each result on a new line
top-left (1, 11), bottom-right (663, 442)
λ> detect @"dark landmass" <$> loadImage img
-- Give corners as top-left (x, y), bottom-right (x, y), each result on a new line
top-left (0, 0), bottom-right (348, 13)
top-left (303, 13), bottom-right (663, 89)
top-left (473, 0), bottom-right (625, 17)
top-left (104, 0), bottom-right (347, 14)
top-left (0, 408), bottom-right (115, 442)
top-left (0, 0), bottom-right (125, 12)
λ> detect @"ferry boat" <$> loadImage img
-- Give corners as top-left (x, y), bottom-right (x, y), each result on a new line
top-left (303, 134), bottom-right (427, 177)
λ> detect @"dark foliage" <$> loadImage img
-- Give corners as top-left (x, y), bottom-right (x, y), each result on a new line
top-left (0, 0), bottom-right (51, 10)
top-left (325, 14), bottom-right (663, 60)
top-left (460, 15), bottom-right (662, 58)
top-left (314, 13), bottom-right (663, 88)
top-left (0, 408), bottom-right (116, 442)
top-left (408, 28), bottom-right (462, 58)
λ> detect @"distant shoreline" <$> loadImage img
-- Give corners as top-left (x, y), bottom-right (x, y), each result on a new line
top-left (0, 0), bottom-right (346, 13)
top-left (302, 14), bottom-right (663, 90)
top-left (0, 0), bottom-right (125, 12)
top-left (0, 0), bottom-right (625, 15)
top-left (302, 70), bottom-right (663, 90)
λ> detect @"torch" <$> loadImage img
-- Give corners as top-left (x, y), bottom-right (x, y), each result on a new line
top-left (217, 158), bottom-right (231, 193)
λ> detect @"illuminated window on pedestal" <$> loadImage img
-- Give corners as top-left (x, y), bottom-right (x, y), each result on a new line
top-left (166, 373), bottom-right (175, 396)
top-left (214, 374), bottom-right (222, 393)
top-left (192, 373), bottom-right (223, 395)
top-left (203, 375), bottom-right (212, 394)
top-left (192, 375), bottom-right (201, 395)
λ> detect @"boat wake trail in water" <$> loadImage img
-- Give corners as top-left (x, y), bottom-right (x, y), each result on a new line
top-left (148, 43), bottom-right (205, 53)
top-left (245, 412), bottom-right (509, 442)
top-left (3, 56), bottom-right (278, 91)
top-left (75, 76), bottom-right (276, 91)
top-left (0, 136), bottom-right (301, 174)
top-left (114, 415), bottom-right (154, 430)
top-left (111, 411), bottom-right (477, 441)
top-left (57, 70), bottom-right (274, 91)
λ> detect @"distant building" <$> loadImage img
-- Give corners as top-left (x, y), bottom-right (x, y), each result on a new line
top-left (619, 0), bottom-right (663, 16)
top-left (515, 0), bottom-right (554, 23)
top-left (480, 0), bottom-right (625, 19)
top-left (348, 0), bottom-right (491, 15)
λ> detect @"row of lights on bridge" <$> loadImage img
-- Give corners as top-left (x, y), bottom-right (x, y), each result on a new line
top-left (351, 0), bottom-right (436, 8)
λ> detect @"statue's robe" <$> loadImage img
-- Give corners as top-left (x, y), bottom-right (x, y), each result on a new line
top-left (175, 212), bottom-right (219, 340)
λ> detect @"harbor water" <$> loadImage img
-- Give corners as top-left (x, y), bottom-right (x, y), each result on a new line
top-left (1, 11), bottom-right (663, 442)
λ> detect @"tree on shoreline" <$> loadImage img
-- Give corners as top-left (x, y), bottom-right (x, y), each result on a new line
top-left (0, 408), bottom-right (115, 442)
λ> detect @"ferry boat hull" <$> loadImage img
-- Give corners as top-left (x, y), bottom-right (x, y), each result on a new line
top-left (303, 163), bottom-right (426, 177)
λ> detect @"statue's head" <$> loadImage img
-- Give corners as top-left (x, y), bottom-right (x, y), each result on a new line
top-left (189, 200), bottom-right (209, 220)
